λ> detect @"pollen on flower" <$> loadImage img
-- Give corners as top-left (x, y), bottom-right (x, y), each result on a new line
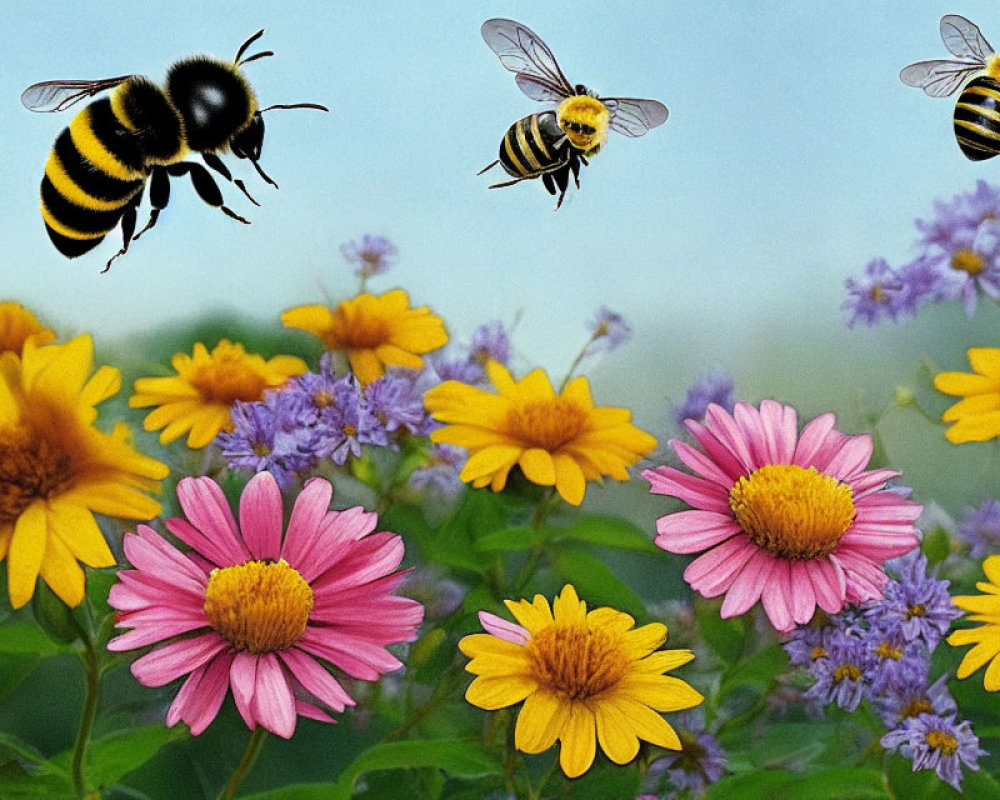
top-left (527, 622), bottom-right (629, 701)
top-left (926, 729), bottom-right (960, 756)
top-left (903, 698), bottom-right (936, 719)
top-left (833, 663), bottom-right (862, 684)
top-left (951, 249), bottom-right (986, 276)
top-left (505, 400), bottom-right (588, 452)
top-left (203, 559), bottom-right (314, 653)
top-left (728, 464), bottom-right (855, 560)
top-left (0, 426), bottom-right (72, 522)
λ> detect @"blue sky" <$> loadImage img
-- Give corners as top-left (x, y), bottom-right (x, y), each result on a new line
top-left (4, 1), bottom-right (1000, 507)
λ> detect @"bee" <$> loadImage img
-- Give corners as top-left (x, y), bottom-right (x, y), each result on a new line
top-left (901, 14), bottom-right (1000, 161)
top-left (22, 30), bottom-right (328, 271)
top-left (478, 18), bottom-right (668, 209)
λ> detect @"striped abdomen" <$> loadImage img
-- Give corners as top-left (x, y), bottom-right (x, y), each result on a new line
top-left (40, 80), bottom-right (183, 257)
top-left (497, 111), bottom-right (569, 179)
top-left (954, 76), bottom-right (1000, 161)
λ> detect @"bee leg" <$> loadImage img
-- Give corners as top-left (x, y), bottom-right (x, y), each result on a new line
top-left (548, 165), bottom-right (571, 210)
top-left (131, 165), bottom-right (170, 243)
top-left (477, 159), bottom-right (500, 176)
top-left (487, 176), bottom-right (530, 189)
top-left (101, 192), bottom-right (144, 273)
top-left (570, 156), bottom-right (582, 189)
top-left (166, 162), bottom-right (251, 225)
top-left (202, 152), bottom-right (260, 207)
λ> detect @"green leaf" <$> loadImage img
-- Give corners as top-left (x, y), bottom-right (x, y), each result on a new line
top-left (0, 732), bottom-right (71, 785)
top-left (558, 515), bottom-right (659, 553)
top-left (0, 622), bottom-right (74, 656)
top-left (31, 582), bottom-right (84, 645)
top-left (784, 767), bottom-right (887, 799)
top-left (475, 526), bottom-right (548, 552)
top-left (78, 725), bottom-right (184, 788)
top-left (884, 749), bottom-right (973, 799)
top-left (706, 770), bottom-right (800, 800)
top-left (0, 653), bottom-right (45, 704)
top-left (324, 739), bottom-right (502, 800)
top-left (921, 526), bottom-right (951, 566)
top-left (550, 547), bottom-right (646, 618)
top-left (240, 784), bottom-right (343, 800)
top-left (696, 599), bottom-right (746, 667)
top-left (717, 644), bottom-right (786, 704)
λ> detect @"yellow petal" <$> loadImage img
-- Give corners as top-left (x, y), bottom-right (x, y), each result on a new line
top-left (558, 702), bottom-right (597, 778)
top-left (38, 531), bottom-right (86, 608)
top-left (515, 689), bottom-right (569, 754)
top-left (594, 700), bottom-right (640, 764)
top-left (466, 674), bottom-right (535, 710)
top-left (8, 502), bottom-right (49, 609)
top-left (519, 448), bottom-right (556, 486)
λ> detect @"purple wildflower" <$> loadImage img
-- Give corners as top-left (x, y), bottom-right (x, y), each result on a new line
top-left (957, 498), bottom-right (1000, 558)
top-left (341, 234), bottom-right (397, 279)
top-left (842, 257), bottom-right (908, 327)
top-left (408, 443), bottom-right (465, 499)
top-left (881, 713), bottom-right (985, 792)
top-left (314, 374), bottom-right (383, 463)
top-left (875, 673), bottom-right (957, 729)
top-left (365, 372), bottom-right (432, 438)
top-left (672, 366), bottom-right (736, 429)
top-left (216, 392), bottom-right (317, 488)
top-left (861, 624), bottom-right (930, 697)
top-left (468, 321), bottom-right (512, 367)
top-left (586, 306), bottom-right (631, 353)
top-left (865, 552), bottom-right (962, 650)
top-left (802, 634), bottom-right (870, 711)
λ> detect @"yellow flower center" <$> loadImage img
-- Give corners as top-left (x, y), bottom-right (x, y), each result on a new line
top-left (951, 249), bottom-right (985, 276)
top-left (925, 730), bottom-right (959, 756)
top-left (505, 399), bottom-right (588, 451)
top-left (728, 464), bottom-right (855, 560)
top-left (0, 425), bottom-right (72, 522)
top-left (203, 560), bottom-right (314, 653)
top-left (906, 603), bottom-right (926, 619)
top-left (875, 642), bottom-right (902, 661)
top-left (527, 622), bottom-right (629, 701)
top-left (902, 698), bottom-right (935, 719)
top-left (314, 390), bottom-right (334, 408)
top-left (189, 354), bottom-right (269, 404)
top-left (252, 442), bottom-right (271, 458)
top-left (333, 313), bottom-right (389, 349)
top-left (869, 284), bottom-right (888, 303)
top-left (833, 663), bottom-right (861, 683)
top-left (810, 646), bottom-right (828, 661)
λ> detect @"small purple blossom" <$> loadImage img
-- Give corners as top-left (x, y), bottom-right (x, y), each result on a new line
top-left (842, 257), bottom-right (908, 327)
top-left (645, 711), bottom-right (726, 798)
top-left (408, 443), bottom-right (465, 499)
top-left (862, 625), bottom-right (930, 697)
top-left (341, 234), bottom-right (397, 279)
top-left (672, 367), bottom-right (736, 429)
top-left (365, 372), bottom-right (433, 437)
top-left (875, 673), bottom-right (957, 729)
top-left (468, 321), bottom-right (512, 367)
top-left (957, 498), bottom-right (1000, 558)
top-left (314, 374), bottom-right (382, 463)
top-left (801, 635), bottom-right (870, 711)
top-left (865, 552), bottom-right (963, 650)
top-left (881, 713), bottom-right (985, 792)
top-left (586, 307), bottom-right (631, 353)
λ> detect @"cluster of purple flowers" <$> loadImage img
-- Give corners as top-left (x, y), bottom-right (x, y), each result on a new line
top-left (430, 319), bottom-right (512, 385)
top-left (843, 180), bottom-right (1000, 326)
top-left (637, 711), bottom-right (727, 798)
top-left (957, 498), bottom-right (1000, 558)
top-left (783, 552), bottom-right (981, 791)
top-left (217, 353), bottom-right (433, 488)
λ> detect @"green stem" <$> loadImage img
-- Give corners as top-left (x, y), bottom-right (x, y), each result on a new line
top-left (219, 727), bottom-right (268, 800)
top-left (71, 638), bottom-right (101, 796)
top-left (558, 332), bottom-right (600, 393)
top-left (527, 755), bottom-right (561, 800)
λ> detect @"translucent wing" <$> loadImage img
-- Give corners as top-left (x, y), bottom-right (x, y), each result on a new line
top-left (899, 59), bottom-right (984, 97)
top-left (604, 97), bottom-right (669, 137)
top-left (940, 14), bottom-right (994, 62)
top-left (21, 75), bottom-right (133, 112)
top-left (481, 18), bottom-right (574, 101)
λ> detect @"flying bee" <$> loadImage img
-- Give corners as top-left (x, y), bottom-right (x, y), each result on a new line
top-left (478, 18), bottom-right (668, 209)
top-left (22, 30), bottom-right (328, 271)
top-left (901, 14), bottom-right (1000, 161)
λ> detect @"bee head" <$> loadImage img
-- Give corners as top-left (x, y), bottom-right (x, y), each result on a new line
top-left (166, 57), bottom-right (257, 152)
top-left (556, 95), bottom-right (609, 155)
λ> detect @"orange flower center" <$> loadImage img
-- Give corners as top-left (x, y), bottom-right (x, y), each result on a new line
top-left (906, 603), bottom-right (926, 619)
top-left (332, 311), bottom-right (389, 349)
top-left (189, 355), bottom-right (269, 404)
top-left (505, 399), bottom-right (588, 451)
top-left (902, 698), bottom-right (935, 719)
top-left (875, 642), bottom-right (902, 661)
top-left (833, 663), bottom-right (861, 683)
top-left (810, 646), bottom-right (828, 661)
top-left (0, 425), bottom-right (72, 522)
top-left (951, 249), bottom-right (985, 276)
top-left (925, 730), bottom-right (959, 756)
top-left (527, 622), bottom-right (628, 701)
top-left (203, 559), bottom-right (314, 653)
top-left (728, 464), bottom-right (855, 560)
top-left (868, 284), bottom-right (888, 303)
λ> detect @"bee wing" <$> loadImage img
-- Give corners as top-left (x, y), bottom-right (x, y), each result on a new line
top-left (481, 18), bottom-right (574, 101)
top-left (899, 59), bottom-right (983, 97)
top-left (940, 14), bottom-right (994, 61)
top-left (20, 75), bottom-right (134, 112)
top-left (603, 97), bottom-right (669, 137)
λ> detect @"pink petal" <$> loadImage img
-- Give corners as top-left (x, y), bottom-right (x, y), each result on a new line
top-left (297, 628), bottom-right (404, 681)
top-left (787, 562), bottom-right (818, 625)
top-left (682, 417), bottom-right (746, 481)
top-left (165, 650), bottom-right (233, 735)
top-left (760, 559), bottom-right (795, 632)
top-left (832, 550), bottom-right (890, 603)
top-left (655, 510), bottom-right (742, 554)
top-left (704, 403), bottom-right (757, 472)
top-left (174, 477), bottom-right (249, 562)
top-left (309, 533), bottom-right (405, 594)
top-left (252, 652), bottom-right (297, 739)
top-left (166, 518), bottom-right (240, 568)
top-left (120, 528), bottom-right (206, 596)
top-left (295, 700), bottom-right (336, 723)
top-left (478, 611), bottom-right (529, 644)
top-left (108, 605), bottom-right (207, 649)
top-left (239, 472), bottom-right (284, 561)
top-left (848, 468), bottom-right (901, 496)
top-left (804, 558), bottom-right (846, 614)
top-left (683, 537), bottom-right (757, 597)
top-left (279, 647), bottom-right (354, 712)
top-left (129, 632), bottom-right (228, 686)
top-left (284, 505), bottom-right (377, 583)
top-left (664, 441), bottom-right (737, 489)
top-left (643, 466), bottom-right (731, 513)
top-left (719, 549), bottom-right (777, 618)
top-left (820, 434), bottom-right (874, 481)
top-left (310, 591), bottom-right (424, 642)
top-left (791, 412), bottom-right (836, 467)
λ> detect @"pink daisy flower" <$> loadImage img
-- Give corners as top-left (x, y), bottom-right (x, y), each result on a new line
top-left (107, 472), bottom-right (424, 738)
top-left (643, 400), bottom-right (921, 632)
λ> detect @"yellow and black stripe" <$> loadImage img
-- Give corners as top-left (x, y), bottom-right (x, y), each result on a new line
top-left (954, 76), bottom-right (1000, 161)
top-left (497, 111), bottom-right (568, 180)
top-left (40, 80), bottom-right (183, 257)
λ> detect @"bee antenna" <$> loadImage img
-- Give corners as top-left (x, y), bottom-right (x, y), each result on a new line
top-left (238, 50), bottom-right (274, 66)
top-left (259, 102), bottom-right (330, 113)
top-left (234, 29), bottom-right (266, 63)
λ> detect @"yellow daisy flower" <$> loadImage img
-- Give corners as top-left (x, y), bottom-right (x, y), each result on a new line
top-left (934, 347), bottom-right (1000, 443)
top-left (0, 334), bottom-right (168, 609)
top-left (0, 301), bottom-right (56, 356)
top-left (424, 361), bottom-right (657, 505)
top-left (281, 288), bottom-right (448, 384)
top-left (130, 340), bottom-right (307, 449)
top-left (459, 584), bottom-right (703, 778)
top-left (948, 555), bottom-right (1000, 691)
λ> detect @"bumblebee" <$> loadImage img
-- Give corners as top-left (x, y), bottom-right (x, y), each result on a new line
top-left (478, 18), bottom-right (668, 208)
top-left (22, 30), bottom-right (328, 271)
top-left (901, 14), bottom-right (1000, 160)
